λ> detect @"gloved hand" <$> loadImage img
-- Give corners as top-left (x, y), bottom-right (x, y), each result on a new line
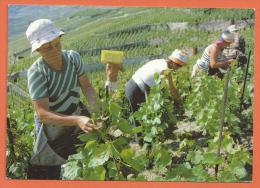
top-left (105, 80), bottom-right (118, 92)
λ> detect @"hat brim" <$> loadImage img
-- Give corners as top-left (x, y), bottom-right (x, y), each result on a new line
top-left (170, 57), bottom-right (188, 66)
top-left (223, 39), bottom-right (234, 43)
top-left (31, 31), bottom-right (64, 53)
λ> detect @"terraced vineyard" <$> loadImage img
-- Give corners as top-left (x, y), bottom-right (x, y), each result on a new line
top-left (7, 7), bottom-right (254, 181)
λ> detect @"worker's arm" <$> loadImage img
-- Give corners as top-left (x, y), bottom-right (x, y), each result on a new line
top-left (209, 46), bottom-right (229, 69)
top-left (79, 74), bottom-right (98, 113)
top-left (106, 63), bottom-right (123, 82)
top-left (167, 73), bottom-right (181, 103)
top-left (166, 73), bottom-right (185, 115)
top-left (32, 98), bottom-right (96, 133)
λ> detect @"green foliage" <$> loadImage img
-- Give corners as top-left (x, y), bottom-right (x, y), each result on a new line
top-left (83, 166), bottom-right (106, 180)
top-left (6, 109), bottom-right (34, 179)
top-left (166, 163), bottom-right (193, 180)
top-left (62, 159), bottom-right (82, 180)
top-left (187, 150), bottom-right (203, 165)
top-left (151, 144), bottom-right (172, 170)
top-left (7, 7), bottom-right (253, 182)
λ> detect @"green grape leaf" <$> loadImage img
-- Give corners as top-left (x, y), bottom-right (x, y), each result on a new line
top-left (166, 164), bottom-right (193, 179)
top-left (132, 126), bottom-right (143, 133)
top-left (78, 132), bottom-right (100, 142)
top-left (120, 148), bottom-right (146, 171)
top-left (202, 153), bottom-right (224, 165)
top-left (88, 144), bottom-right (110, 168)
top-left (232, 166), bottom-right (247, 179)
top-left (153, 147), bottom-right (172, 169)
top-left (109, 102), bottom-right (121, 117)
top-left (83, 166), bottom-right (106, 180)
top-left (187, 151), bottom-right (204, 165)
top-left (117, 118), bottom-right (133, 134)
top-left (191, 165), bottom-right (209, 181)
top-left (62, 160), bottom-right (82, 180)
top-left (107, 161), bottom-right (118, 178)
top-left (219, 170), bottom-right (238, 182)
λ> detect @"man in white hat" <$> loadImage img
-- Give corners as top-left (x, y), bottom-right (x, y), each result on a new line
top-left (125, 49), bottom-right (189, 113)
top-left (223, 24), bottom-right (247, 66)
top-left (25, 19), bottom-right (99, 179)
top-left (191, 30), bottom-right (235, 79)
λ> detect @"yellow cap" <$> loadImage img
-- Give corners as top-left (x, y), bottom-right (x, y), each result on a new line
top-left (101, 50), bottom-right (124, 64)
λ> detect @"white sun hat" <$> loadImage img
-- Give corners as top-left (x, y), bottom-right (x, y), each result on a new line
top-left (221, 30), bottom-right (235, 43)
top-left (168, 49), bottom-right (189, 66)
top-left (26, 19), bottom-right (64, 52)
top-left (227, 25), bottom-right (239, 32)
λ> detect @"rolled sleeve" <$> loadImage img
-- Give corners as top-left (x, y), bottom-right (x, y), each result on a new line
top-left (27, 66), bottom-right (48, 100)
top-left (70, 50), bottom-right (87, 78)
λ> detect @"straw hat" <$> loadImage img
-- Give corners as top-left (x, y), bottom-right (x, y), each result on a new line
top-left (168, 49), bottom-right (189, 66)
top-left (221, 30), bottom-right (235, 43)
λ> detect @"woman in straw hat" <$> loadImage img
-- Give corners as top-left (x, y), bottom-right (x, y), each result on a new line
top-left (25, 19), bottom-right (99, 179)
top-left (191, 30), bottom-right (235, 79)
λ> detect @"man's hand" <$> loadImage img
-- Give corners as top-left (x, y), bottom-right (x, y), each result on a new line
top-left (77, 116), bottom-right (97, 133)
top-left (222, 61), bottom-right (230, 69)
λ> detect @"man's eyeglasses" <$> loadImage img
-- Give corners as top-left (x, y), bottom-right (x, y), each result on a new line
top-left (40, 38), bottom-right (61, 51)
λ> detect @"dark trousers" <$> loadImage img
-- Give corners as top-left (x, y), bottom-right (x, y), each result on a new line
top-left (27, 163), bottom-right (61, 180)
top-left (125, 79), bottom-right (147, 113)
top-left (125, 79), bottom-right (151, 145)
